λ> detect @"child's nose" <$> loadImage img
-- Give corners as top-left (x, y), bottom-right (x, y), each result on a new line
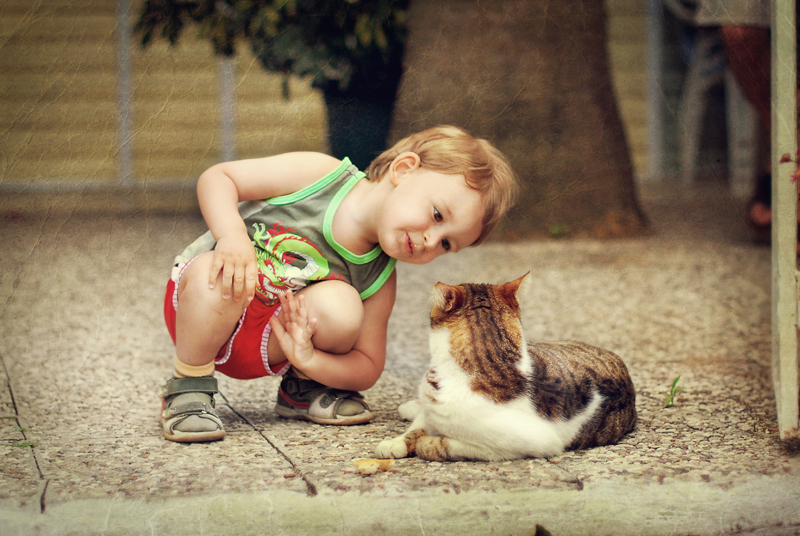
top-left (423, 230), bottom-right (441, 249)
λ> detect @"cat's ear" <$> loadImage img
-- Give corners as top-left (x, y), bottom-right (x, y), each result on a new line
top-left (432, 282), bottom-right (464, 313)
top-left (499, 272), bottom-right (529, 309)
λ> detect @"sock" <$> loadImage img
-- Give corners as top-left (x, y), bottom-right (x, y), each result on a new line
top-left (173, 355), bottom-right (215, 378)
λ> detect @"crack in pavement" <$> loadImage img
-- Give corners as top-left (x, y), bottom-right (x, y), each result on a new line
top-left (220, 395), bottom-right (319, 497)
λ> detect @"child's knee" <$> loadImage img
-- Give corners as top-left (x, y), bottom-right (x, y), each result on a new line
top-left (178, 252), bottom-right (247, 314)
top-left (303, 281), bottom-right (363, 353)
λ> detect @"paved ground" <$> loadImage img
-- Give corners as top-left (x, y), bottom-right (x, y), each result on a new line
top-left (1, 179), bottom-right (799, 536)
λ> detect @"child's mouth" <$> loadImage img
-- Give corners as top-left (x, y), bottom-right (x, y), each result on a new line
top-left (405, 234), bottom-right (414, 255)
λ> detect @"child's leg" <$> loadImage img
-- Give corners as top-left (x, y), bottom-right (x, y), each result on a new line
top-left (162, 251), bottom-right (249, 442)
top-left (270, 281), bottom-right (373, 425)
top-left (176, 251), bottom-right (250, 367)
top-left (267, 280), bottom-right (364, 363)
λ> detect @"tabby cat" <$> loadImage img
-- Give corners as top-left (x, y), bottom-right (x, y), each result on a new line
top-left (375, 273), bottom-right (637, 462)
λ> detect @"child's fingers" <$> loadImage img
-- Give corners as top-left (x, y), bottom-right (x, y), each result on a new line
top-left (290, 297), bottom-right (316, 339)
top-left (277, 291), bottom-right (318, 343)
top-left (220, 262), bottom-right (236, 299)
top-left (277, 292), bottom-right (295, 323)
top-left (268, 315), bottom-right (286, 339)
top-left (293, 294), bottom-right (311, 327)
top-left (231, 261), bottom-right (255, 302)
top-left (232, 274), bottom-right (244, 301)
top-left (231, 258), bottom-right (258, 302)
top-left (244, 262), bottom-right (257, 302)
top-left (297, 297), bottom-right (316, 334)
top-left (283, 289), bottom-right (299, 317)
top-left (208, 255), bottom-right (224, 290)
top-left (306, 316), bottom-right (318, 337)
top-left (276, 292), bottom-right (287, 319)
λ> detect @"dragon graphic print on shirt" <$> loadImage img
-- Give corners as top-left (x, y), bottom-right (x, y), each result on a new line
top-left (251, 221), bottom-right (348, 305)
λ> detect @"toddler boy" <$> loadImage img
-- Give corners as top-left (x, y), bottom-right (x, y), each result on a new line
top-left (161, 125), bottom-right (519, 442)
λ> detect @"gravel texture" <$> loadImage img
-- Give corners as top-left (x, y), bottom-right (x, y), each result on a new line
top-left (0, 181), bottom-right (798, 535)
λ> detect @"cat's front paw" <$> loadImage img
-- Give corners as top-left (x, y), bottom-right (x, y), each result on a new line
top-left (416, 436), bottom-right (450, 462)
top-left (375, 436), bottom-right (410, 459)
top-left (397, 399), bottom-right (423, 421)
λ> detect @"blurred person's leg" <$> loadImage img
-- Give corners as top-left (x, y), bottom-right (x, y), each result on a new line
top-left (720, 25), bottom-right (771, 131)
top-left (721, 25), bottom-right (774, 232)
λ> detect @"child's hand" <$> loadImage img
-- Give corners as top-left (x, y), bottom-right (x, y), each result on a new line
top-left (269, 290), bottom-right (318, 370)
top-left (209, 232), bottom-right (257, 302)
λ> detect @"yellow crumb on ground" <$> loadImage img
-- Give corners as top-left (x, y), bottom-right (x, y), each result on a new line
top-left (352, 458), bottom-right (395, 475)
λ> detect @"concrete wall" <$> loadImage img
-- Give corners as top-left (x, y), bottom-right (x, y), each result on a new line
top-left (0, 0), bottom-right (649, 188)
top-left (0, 0), bottom-right (326, 188)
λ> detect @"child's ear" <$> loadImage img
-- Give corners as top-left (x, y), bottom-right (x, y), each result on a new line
top-left (389, 152), bottom-right (421, 186)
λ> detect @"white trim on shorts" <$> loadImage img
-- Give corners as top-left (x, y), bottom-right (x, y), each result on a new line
top-left (260, 310), bottom-right (290, 376)
top-left (171, 256), bottom-right (288, 377)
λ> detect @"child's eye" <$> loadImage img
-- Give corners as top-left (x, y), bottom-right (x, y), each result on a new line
top-left (433, 207), bottom-right (443, 222)
top-left (441, 238), bottom-right (451, 251)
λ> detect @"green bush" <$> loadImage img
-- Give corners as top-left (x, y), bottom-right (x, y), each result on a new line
top-left (136, 0), bottom-right (408, 93)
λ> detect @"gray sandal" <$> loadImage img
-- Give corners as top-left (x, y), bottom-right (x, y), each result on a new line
top-left (275, 375), bottom-right (373, 425)
top-left (160, 376), bottom-right (225, 442)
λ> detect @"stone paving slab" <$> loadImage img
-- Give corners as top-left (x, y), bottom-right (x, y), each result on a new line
top-left (1, 378), bottom-right (23, 440)
top-left (1, 477), bottom-right (799, 536)
top-left (1, 182), bottom-right (799, 535)
top-left (35, 433), bottom-right (308, 506)
top-left (0, 442), bottom-right (40, 511)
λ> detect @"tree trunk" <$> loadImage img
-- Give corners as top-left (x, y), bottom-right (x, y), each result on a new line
top-left (391, 0), bottom-right (648, 239)
top-left (322, 56), bottom-right (403, 171)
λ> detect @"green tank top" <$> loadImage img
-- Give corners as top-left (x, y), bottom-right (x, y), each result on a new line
top-left (175, 158), bottom-right (396, 306)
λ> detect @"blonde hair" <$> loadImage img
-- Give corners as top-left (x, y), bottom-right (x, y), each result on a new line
top-left (366, 125), bottom-right (519, 245)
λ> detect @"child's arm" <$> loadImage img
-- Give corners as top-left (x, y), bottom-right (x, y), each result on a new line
top-left (197, 152), bottom-right (341, 301)
top-left (270, 272), bottom-right (397, 391)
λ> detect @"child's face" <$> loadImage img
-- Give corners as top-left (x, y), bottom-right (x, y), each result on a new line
top-left (378, 167), bottom-right (484, 265)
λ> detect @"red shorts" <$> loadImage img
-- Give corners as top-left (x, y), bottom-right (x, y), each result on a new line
top-left (163, 259), bottom-right (291, 380)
